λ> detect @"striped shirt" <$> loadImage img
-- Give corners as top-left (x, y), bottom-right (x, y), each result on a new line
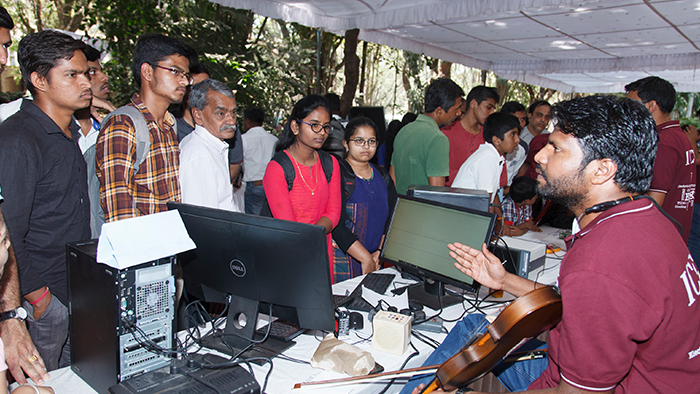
top-left (96, 94), bottom-right (181, 222)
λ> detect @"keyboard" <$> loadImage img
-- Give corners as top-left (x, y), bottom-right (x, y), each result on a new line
top-left (255, 319), bottom-right (304, 342)
top-left (334, 272), bottom-right (395, 312)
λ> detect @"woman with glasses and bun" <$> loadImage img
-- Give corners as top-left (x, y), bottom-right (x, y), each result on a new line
top-left (331, 117), bottom-right (397, 283)
top-left (263, 95), bottom-right (342, 282)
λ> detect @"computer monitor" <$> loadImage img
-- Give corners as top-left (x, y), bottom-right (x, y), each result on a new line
top-left (380, 195), bottom-right (496, 307)
top-left (406, 185), bottom-right (490, 213)
top-left (168, 202), bottom-right (335, 357)
top-left (349, 106), bottom-right (387, 139)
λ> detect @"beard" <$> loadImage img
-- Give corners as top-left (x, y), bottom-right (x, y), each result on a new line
top-left (535, 164), bottom-right (588, 210)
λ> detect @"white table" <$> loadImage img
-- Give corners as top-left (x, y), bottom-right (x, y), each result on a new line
top-left (16, 230), bottom-right (565, 394)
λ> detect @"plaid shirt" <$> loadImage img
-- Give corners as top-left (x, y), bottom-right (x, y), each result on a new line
top-left (502, 195), bottom-right (532, 226)
top-left (96, 94), bottom-right (181, 222)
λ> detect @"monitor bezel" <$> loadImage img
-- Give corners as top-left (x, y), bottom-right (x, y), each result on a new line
top-left (379, 194), bottom-right (496, 293)
top-left (168, 202), bottom-right (335, 333)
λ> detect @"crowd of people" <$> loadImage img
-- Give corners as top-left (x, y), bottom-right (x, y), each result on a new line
top-left (0, 4), bottom-right (697, 393)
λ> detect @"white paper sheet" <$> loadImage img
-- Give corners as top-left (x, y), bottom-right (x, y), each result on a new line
top-left (97, 210), bottom-right (196, 269)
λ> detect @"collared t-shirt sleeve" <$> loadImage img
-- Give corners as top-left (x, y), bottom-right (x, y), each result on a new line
top-left (0, 146), bottom-right (46, 295)
top-left (531, 271), bottom-right (660, 391)
top-left (471, 155), bottom-right (501, 195)
top-left (180, 153), bottom-right (225, 210)
top-left (425, 134), bottom-right (450, 178)
top-left (96, 114), bottom-right (139, 222)
top-left (649, 141), bottom-right (680, 194)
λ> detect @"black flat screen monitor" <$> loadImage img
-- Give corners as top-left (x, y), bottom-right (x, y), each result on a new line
top-left (349, 106), bottom-right (387, 138)
top-left (168, 202), bottom-right (335, 355)
top-left (380, 195), bottom-right (496, 299)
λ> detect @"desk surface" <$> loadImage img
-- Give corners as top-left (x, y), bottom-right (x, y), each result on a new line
top-left (20, 230), bottom-right (564, 394)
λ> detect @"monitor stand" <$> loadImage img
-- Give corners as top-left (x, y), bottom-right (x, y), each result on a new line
top-left (200, 295), bottom-right (296, 363)
top-left (407, 280), bottom-right (463, 310)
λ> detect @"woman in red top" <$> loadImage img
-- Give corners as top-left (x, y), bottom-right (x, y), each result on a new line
top-left (262, 95), bottom-right (341, 282)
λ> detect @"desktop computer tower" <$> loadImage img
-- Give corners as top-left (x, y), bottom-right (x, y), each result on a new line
top-left (406, 185), bottom-right (490, 212)
top-left (490, 237), bottom-right (547, 278)
top-left (67, 240), bottom-right (176, 394)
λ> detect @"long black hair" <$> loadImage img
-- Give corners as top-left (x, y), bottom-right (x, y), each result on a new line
top-left (275, 94), bottom-right (331, 152)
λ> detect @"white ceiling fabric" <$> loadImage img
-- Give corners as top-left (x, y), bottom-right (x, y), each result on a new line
top-left (209, 0), bottom-right (700, 93)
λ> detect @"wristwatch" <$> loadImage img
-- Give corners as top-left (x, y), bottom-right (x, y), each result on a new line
top-left (0, 306), bottom-right (28, 322)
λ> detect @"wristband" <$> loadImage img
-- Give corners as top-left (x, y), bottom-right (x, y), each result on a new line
top-left (30, 287), bottom-right (49, 306)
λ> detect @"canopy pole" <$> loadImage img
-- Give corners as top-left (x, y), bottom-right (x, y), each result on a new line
top-left (316, 29), bottom-right (322, 94)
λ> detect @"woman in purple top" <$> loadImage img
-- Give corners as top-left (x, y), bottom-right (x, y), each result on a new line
top-left (331, 117), bottom-right (397, 283)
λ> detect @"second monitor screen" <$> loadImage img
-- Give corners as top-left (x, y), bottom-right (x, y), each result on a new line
top-left (381, 197), bottom-right (494, 286)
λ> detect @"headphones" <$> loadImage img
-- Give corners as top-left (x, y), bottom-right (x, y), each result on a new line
top-left (584, 195), bottom-right (639, 214)
top-left (583, 195), bottom-right (683, 236)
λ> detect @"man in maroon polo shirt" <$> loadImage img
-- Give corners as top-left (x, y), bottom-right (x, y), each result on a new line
top-left (442, 86), bottom-right (499, 186)
top-left (406, 95), bottom-right (700, 394)
top-left (626, 76), bottom-right (696, 243)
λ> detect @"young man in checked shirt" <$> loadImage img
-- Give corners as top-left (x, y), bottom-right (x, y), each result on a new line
top-left (96, 34), bottom-right (197, 222)
top-left (502, 176), bottom-right (541, 236)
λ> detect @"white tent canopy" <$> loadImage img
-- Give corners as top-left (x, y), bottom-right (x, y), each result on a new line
top-left (209, 0), bottom-right (700, 93)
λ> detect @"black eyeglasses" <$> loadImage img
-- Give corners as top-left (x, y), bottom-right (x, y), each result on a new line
top-left (153, 65), bottom-right (194, 85)
top-left (297, 120), bottom-right (331, 134)
top-left (350, 138), bottom-right (378, 147)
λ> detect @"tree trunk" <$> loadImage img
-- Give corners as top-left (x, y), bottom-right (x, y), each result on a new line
top-left (440, 61), bottom-right (452, 79)
top-left (340, 28), bottom-right (360, 118)
top-left (359, 41), bottom-right (367, 98)
top-left (276, 19), bottom-right (289, 38)
top-left (495, 77), bottom-right (510, 106)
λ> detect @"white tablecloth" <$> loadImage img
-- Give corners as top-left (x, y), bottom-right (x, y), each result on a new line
top-left (15, 229), bottom-right (564, 394)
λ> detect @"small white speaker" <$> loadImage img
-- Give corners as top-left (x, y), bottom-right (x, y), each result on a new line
top-left (372, 311), bottom-right (411, 355)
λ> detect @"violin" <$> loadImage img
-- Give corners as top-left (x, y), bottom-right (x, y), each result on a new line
top-left (293, 286), bottom-right (562, 392)
top-left (419, 286), bottom-right (562, 393)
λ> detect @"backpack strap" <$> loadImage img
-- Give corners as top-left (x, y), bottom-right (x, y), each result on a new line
top-left (270, 151), bottom-right (295, 192)
top-left (317, 149), bottom-right (335, 184)
top-left (270, 150), bottom-right (335, 192)
top-left (100, 105), bottom-right (152, 172)
top-left (339, 159), bottom-right (356, 200)
top-left (375, 165), bottom-right (393, 189)
top-left (339, 160), bottom-right (394, 201)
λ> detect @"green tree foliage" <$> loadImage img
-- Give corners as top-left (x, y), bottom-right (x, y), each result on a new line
top-left (7, 0), bottom-right (88, 34)
top-left (82, 0), bottom-right (318, 129)
top-left (83, 0), bottom-right (252, 104)
top-left (402, 51), bottom-right (431, 114)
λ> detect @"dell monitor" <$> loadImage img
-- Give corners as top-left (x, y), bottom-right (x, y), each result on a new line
top-left (380, 195), bottom-right (496, 308)
top-left (168, 202), bottom-right (335, 357)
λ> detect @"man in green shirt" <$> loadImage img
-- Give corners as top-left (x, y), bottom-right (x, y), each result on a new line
top-left (390, 78), bottom-right (464, 194)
